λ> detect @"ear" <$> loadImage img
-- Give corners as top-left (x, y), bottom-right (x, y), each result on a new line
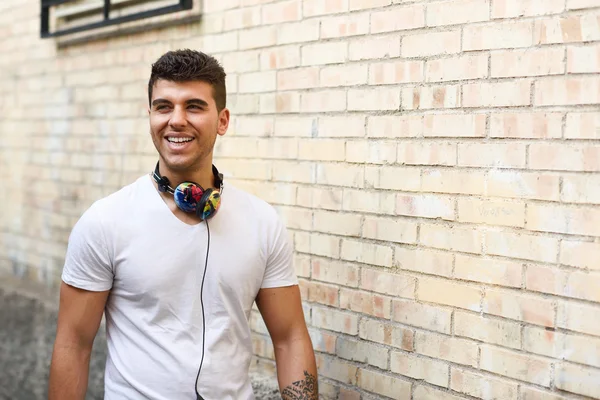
top-left (217, 108), bottom-right (230, 136)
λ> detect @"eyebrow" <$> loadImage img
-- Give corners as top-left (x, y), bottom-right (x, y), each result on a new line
top-left (151, 98), bottom-right (209, 107)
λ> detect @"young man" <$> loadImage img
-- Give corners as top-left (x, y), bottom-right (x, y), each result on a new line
top-left (48, 49), bottom-right (318, 400)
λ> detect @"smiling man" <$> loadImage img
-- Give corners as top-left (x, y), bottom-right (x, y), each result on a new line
top-left (48, 49), bottom-right (318, 400)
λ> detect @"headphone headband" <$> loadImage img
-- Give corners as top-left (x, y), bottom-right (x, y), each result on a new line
top-left (152, 162), bottom-right (223, 193)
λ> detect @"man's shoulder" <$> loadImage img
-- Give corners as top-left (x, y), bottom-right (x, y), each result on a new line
top-left (80, 174), bottom-right (149, 222)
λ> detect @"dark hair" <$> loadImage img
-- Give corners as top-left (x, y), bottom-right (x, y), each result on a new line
top-left (148, 49), bottom-right (227, 112)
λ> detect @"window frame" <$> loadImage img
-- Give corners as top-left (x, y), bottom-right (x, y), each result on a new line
top-left (40, 0), bottom-right (194, 38)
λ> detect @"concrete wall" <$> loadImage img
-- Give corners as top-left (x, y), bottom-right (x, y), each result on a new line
top-left (1, 0), bottom-right (600, 398)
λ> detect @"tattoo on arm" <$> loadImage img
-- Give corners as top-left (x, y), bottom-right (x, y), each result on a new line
top-left (281, 370), bottom-right (318, 400)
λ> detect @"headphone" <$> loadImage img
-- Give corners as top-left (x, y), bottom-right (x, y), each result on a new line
top-left (151, 161), bottom-right (223, 400)
top-left (152, 161), bottom-right (223, 220)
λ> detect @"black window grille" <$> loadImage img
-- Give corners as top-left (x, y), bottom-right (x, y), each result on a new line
top-left (41, 0), bottom-right (193, 38)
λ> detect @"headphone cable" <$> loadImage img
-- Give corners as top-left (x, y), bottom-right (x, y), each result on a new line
top-left (195, 220), bottom-right (210, 400)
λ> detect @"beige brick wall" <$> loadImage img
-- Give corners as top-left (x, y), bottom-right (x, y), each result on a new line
top-left (1, 0), bottom-right (600, 398)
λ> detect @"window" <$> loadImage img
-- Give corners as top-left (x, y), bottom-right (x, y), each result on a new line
top-left (41, 0), bottom-right (196, 39)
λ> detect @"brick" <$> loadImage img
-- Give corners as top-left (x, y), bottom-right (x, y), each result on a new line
top-left (276, 67), bottom-right (319, 91)
top-left (320, 64), bottom-right (368, 87)
top-left (486, 170), bottom-right (559, 201)
top-left (239, 25), bottom-right (277, 49)
top-left (391, 352), bottom-right (449, 387)
top-left (459, 143), bottom-right (526, 168)
top-left (530, 143), bottom-right (600, 172)
top-left (348, 141), bottom-right (397, 164)
top-left (298, 139), bottom-right (345, 161)
top-left (402, 30), bottom-right (461, 58)
top-left (274, 92), bottom-right (300, 113)
top-left (418, 277), bottom-right (482, 312)
top-left (356, 372), bottom-right (413, 400)
top-left (402, 84), bottom-right (460, 110)
top-left (490, 112), bottom-right (562, 139)
top-left (277, 20), bottom-right (320, 45)
top-left (348, 87), bottom-right (400, 111)
top-left (359, 318), bottom-right (414, 351)
top-left (424, 113), bottom-right (486, 138)
top-left (455, 311), bottom-right (521, 348)
top-left (455, 254), bottom-right (522, 287)
top-left (555, 363), bottom-right (600, 398)
top-left (312, 258), bottom-right (359, 287)
top-left (223, 7), bottom-right (262, 31)
top-left (238, 71), bottom-right (276, 93)
top-left (521, 386), bottom-right (571, 400)
top-left (369, 60), bottom-right (423, 85)
top-left (340, 239), bottom-right (393, 267)
top-left (528, 203), bottom-right (600, 236)
top-left (396, 193), bottom-right (455, 220)
top-left (362, 216), bottom-right (418, 244)
top-left (480, 345), bottom-right (552, 386)
top-left (313, 210), bottom-right (361, 236)
top-left (535, 77), bottom-right (600, 106)
top-left (485, 230), bottom-right (558, 264)
top-left (349, 34), bottom-right (401, 61)
top-left (303, 0), bottom-right (347, 16)
top-left (451, 368), bottom-right (518, 400)
top-left (413, 385), bottom-right (464, 400)
top-left (296, 187), bottom-right (343, 210)
top-left (361, 268), bottom-right (416, 298)
top-left (300, 90), bottom-right (346, 112)
top-left (568, 0), bottom-right (600, 9)
top-left (458, 197), bottom-right (525, 228)
top-left (369, 166), bottom-right (421, 191)
top-left (492, 0), bottom-right (565, 18)
top-left (565, 111), bottom-right (600, 139)
top-left (312, 306), bottom-right (358, 335)
top-left (465, 20), bottom-right (533, 50)
top-left (483, 288), bottom-right (555, 326)
top-left (426, 54), bottom-right (488, 83)
top-left (342, 189), bottom-right (395, 215)
top-left (305, 281), bottom-right (339, 306)
top-left (415, 331), bottom-right (478, 367)
top-left (336, 337), bottom-right (389, 369)
top-left (350, 0), bottom-right (390, 10)
top-left (316, 163), bottom-right (363, 187)
top-left (395, 247), bottom-right (453, 277)
top-left (423, 169), bottom-right (486, 196)
top-left (262, 0), bottom-right (300, 24)
top-left (316, 354), bottom-right (358, 385)
top-left (558, 300), bottom-right (600, 336)
top-left (293, 253), bottom-right (311, 278)
top-left (340, 288), bottom-right (392, 318)
top-left (428, 0), bottom-right (490, 26)
top-left (534, 14), bottom-right (600, 44)
top-left (320, 12), bottom-right (370, 39)
top-left (260, 46), bottom-right (300, 70)
top-left (308, 232), bottom-right (340, 258)
top-left (463, 80), bottom-right (531, 107)
top-left (492, 47), bottom-right (565, 78)
top-left (301, 42), bottom-right (347, 66)
top-left (397, 142), bottom-right (456, 167)
top-left (370, 4), bottom-right (425, 33)
top-left (525, 326), bottom-right (600, 369)
top-left (560, 240), bottom-right (600, 271)
top-left (318, 116), bottom-right (365, 138)
top-left (273, 116), bottom-right (314, 138)
top-left (568, 43), bottom-right (600, 73)
top-left (308, 328), bottom-right (337, 354)
top-left (392, 299), bottom-right (452, 333)
top-left (420, 223), bottom-right (482, 254)
top-left (217, 159), bottom-right (272, 181)
top-left (368, 115), bottom-right (422, 138)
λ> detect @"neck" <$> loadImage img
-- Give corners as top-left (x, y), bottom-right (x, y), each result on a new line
top-left (156, 159), bottom-right (217, 190)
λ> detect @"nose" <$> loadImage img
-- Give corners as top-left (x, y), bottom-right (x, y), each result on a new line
top-left (169, 105), bottom-right (187, 129)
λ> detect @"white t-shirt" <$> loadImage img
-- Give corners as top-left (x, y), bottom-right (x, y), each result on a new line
top-left (61, 173), bottom-right (298, 400)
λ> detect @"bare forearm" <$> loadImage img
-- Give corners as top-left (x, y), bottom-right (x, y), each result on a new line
top-left (274, 336), bottom-right (318, 400)
top-left (48, 342), bottom-right (92, 400)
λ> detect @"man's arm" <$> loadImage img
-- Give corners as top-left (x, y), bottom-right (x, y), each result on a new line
top-left (48, 282), bottom-right (109, 400)
top-left (255, 284), bottom-right (318, 400)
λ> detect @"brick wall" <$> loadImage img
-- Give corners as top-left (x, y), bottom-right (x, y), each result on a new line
top-left (1, 0), bottom-right (600, 399)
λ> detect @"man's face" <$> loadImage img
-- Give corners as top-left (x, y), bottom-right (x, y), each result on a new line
top-left (148, 79), bottom-right (229, 174)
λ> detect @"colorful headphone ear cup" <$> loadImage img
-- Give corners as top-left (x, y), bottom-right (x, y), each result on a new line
top-left (196, 189), bottom-right (221, 220)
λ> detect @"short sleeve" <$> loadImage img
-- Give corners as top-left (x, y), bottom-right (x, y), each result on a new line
top-left (260, 212), bottom-right (298, 289)
top-left (61, 202), bottom-right (114, 291)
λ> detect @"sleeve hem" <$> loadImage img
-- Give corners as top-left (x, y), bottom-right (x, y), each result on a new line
top-left (62, 272), bottom-right (112, 292)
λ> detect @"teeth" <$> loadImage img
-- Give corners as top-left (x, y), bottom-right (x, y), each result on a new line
top-left (167, 137), bottom-right (193, 143)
